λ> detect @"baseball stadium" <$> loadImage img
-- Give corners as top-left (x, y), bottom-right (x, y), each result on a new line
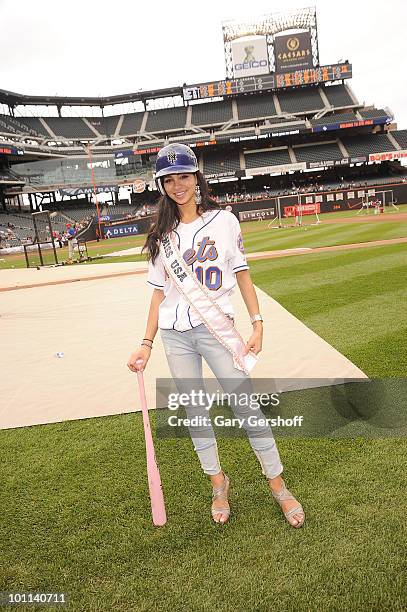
top-left (1, 5), bottom-right (406, 611)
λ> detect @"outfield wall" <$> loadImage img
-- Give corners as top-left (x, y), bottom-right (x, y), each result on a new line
top-left (230, 182), bottom-right (407, 219)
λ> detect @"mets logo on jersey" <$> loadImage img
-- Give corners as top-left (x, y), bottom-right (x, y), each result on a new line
top-left (237, 232), bottom-right (245, 254)
top-left (182, 236), bottom-right (222, 291)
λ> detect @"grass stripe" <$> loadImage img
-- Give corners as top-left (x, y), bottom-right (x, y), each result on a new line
top-left (266, 250), bottom-right (404, 294)
top-left (1, 215), bottom-right (406, 610)
top-left (270, 267), bottom-right (407, 318)
top-left (250, 241), bottom-right (407, 272)
top-left (1, 419), bottom-right (406, 610)
top-left (243, 219), bottom-right (407, 251)
top-left (341, 327), bottom-right (407, 377)
top-left (251, 243), bottom-right (407, 377)
top-left (304, 287), bottom-right (407, 348)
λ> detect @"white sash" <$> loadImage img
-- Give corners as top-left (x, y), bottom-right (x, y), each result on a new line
top-left (159, 232), bottom-right (257, 375)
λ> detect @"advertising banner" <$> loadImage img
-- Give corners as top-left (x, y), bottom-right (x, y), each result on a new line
top-left (369, 149), bottom-right (407, 162)
top-left (0, 144), bottom-right (24, 156)
top-left (246, 162), bottom-right (306, 176)
top-left (239, 208), bottom-right (276, 222)
top-left (206, 171), bottom-right (236, 179)
top-left (307, 158), bottom-right (350, 169)
top-left (231, 36), bottom-right (269, 78)
top-left (224, 127), bottom-right (303, 144)
top-left (284, 203), bottom-right (321, 217)
top-left (274, 31), bottom-right (312, 72)
top-left (312, 117), bottom-right (388, 134)
top-left (306, 156), bottom-right (369, 169)
top-left (103, 223), bottom-right (140, 238)
top-left (59, 185), bottom-right (118, 196)
top-left (133, 179), bottom-right (146, 193)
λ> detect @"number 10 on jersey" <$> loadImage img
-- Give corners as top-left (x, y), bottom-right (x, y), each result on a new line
top-left (195, 266), bottom-right (222, 291)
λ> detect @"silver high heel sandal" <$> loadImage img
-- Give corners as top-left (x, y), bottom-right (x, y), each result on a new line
top-left (211, 472), bottom-right (230, 524)
top-left (270, 481), bottom-right (305, 528)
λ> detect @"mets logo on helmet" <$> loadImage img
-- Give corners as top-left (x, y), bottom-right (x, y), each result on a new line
top-left (167, 150), bottom-right (177, 164)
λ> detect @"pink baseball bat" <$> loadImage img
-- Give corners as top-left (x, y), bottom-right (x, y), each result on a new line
top-left (136, 359), bottom-right (167, 526)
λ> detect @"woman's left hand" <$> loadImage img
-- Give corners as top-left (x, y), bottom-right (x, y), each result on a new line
top-left (243, 323), bottom-right (263, 355)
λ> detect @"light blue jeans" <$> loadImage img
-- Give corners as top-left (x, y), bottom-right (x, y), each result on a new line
top-left (160, 324), bottom-right (283, 479)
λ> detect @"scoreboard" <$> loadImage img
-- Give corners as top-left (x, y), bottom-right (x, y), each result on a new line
top-left (183, 63), bottom-right (352, 102)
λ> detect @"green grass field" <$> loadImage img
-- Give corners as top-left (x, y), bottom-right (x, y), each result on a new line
top-left (0, 205), bottom-right (406, 270)
top-left (1, 209), bottom-right (406, 610)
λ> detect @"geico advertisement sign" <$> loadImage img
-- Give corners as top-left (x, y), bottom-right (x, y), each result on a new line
top-left (234, 59), bottom-right (268, 72)
top-left (231, 37), bottom-right (269, 77)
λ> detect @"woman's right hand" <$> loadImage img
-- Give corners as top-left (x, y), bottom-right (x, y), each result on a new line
top-left (127, 345), bottom-right (151, 373)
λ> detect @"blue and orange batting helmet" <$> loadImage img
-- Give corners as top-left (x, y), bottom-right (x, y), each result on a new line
top-left (155, 143), bottom-right (199, 195)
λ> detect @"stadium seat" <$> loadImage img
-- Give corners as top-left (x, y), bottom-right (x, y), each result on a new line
top-left (359, 108), bottom-right (390, 120)
top-left (260, 117), bottom-right (304, 127)
top-left (293, 142), bottom-right (344, 163)
top-left (145, 107), bottom-right (187, 133)
top-left (323, 84), bottom-right (356, 108)
top-left (191, 101), bottom-right (233, 127)
top-left (119, 112), bottom-right (145, 137)
top-left (310, 112), bottom-right (357, 126)
top-left (277, 87), bottom-right (324, 114)
top-left (388, 129), bottom-right (407, 149)
top-left (203, 151), bottom-right (240, 175)
top-left (244, 149), bottom-right (291, 168)
top-left (236, 94), bottom-right (277, 121)
top-left (86, 116), bottom-right (121, 138)
top-left (44, 118), bottom-right (97, 139)
top-left (0, 115), bottom-right (48, 138)
top-left (341, 133), bottom-right (395, 156)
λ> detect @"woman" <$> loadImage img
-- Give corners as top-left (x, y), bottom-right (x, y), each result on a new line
top-left (127, 143), bottom-right (304, 528)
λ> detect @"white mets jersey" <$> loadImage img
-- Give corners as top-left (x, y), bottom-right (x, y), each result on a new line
top-left (147, 209), bottom-right (249, 331)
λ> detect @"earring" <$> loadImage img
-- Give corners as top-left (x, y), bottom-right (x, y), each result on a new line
top-left (195, 185), bottom-right (202, 207)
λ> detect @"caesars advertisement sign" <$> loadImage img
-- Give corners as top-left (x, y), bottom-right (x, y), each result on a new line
top-left (231, 36), bottom-right (269, 78)
top-left (274, 31), bottom-right (313, 73)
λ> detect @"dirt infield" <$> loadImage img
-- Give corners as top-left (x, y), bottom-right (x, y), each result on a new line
top-left (1, 235), bottom-right (406, 292)
top-left (1, 266), bottom-right (367, 430)
top-left (0, 268), bottom-right (148, 292)
top-left (247, 236), bottom-right (407, 261)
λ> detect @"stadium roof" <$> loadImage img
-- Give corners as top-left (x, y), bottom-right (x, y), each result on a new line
top-left (0, 86), bottom-right (184, 108)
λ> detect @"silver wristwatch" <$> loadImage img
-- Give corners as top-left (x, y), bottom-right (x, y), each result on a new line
top-left (250, 314), bottom-right (263, 324)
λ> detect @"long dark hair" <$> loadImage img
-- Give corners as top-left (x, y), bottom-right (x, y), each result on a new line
top-left (144, 171), bottom-right (220, 263)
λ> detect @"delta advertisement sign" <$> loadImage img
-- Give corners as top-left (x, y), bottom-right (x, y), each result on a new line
top-left (103, 224), bottom-right (140, 238)
top-left (231, 36), bottom-right (269, 78)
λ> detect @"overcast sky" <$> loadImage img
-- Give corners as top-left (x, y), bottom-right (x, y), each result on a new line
top-left (0, 0), bottom-right (406, 127)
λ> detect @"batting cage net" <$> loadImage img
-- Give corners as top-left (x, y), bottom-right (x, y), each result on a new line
top-left (23, 210), bottom-right (59, 268)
